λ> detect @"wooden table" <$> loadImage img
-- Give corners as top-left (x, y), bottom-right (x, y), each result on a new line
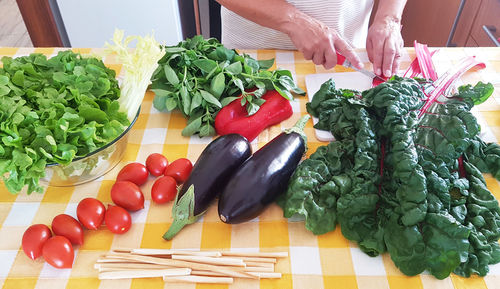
top-left (0, 47), bottom-right (499, 289)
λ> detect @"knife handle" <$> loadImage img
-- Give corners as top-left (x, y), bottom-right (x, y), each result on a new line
top-left (336, 52), bottom-right (347, 66)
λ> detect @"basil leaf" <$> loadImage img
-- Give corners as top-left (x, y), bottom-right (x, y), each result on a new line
top-left (233, 78), bottom-right (245, 92)
top-left (225, 62), bottom-right (242, 75)
top-left (246, 101), bottom-right (260, 116)
top-left (200, 90), bottom-right (222, 108)
top-left (273, 82), bottom-right (293, 100)
top-left (193, 59), bottom-right (218, 73)
top-left (165, 97), bottom-right (177, 111)
top-left (253, 98), bottom-right (266, 106)
top-left (221, 96), bottom-right (240, 107)
top-left (153, 94), bottom-right (167, 111)
top-left (164, 64), bottom-right (179, 86)
top-left (190, 91), bottom-right (202, 113)
top-left (210, 72), bottom-right (225, 98)
top-left (245, 56), bottom-right (260, 73)
top-left (164, 47), bottom-right (186, 53)
top-left (180, 86), bottom-right (191, 115)
top-left (199, 123), bottom-right (216, 137)
top-left (258, 58), bottom-right (275, 70)
top-left (181, 116), bottom-right (202, 136)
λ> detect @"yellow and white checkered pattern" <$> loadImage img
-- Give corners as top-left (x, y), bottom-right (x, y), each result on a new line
top-left (1, 47), bottom-right (500, 289)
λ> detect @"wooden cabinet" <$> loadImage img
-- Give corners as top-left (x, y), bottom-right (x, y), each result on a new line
top-left (401, 0), bottom-right (500, 47)
top-left (401, 0), bottom-right (463, 47)
top-left (467, 0), bottom-right (500, 46)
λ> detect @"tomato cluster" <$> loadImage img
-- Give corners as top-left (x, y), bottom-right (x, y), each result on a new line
top-left (21, 153), bottom-right (193, 269)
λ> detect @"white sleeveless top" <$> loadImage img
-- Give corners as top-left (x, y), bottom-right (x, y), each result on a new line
top-left (221, 0), bottom-right (374, 50)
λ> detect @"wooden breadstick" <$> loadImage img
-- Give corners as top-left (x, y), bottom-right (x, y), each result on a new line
top-left (112, 248), bottom-right (132, 253)
top-left (102, 253), bottom-right (256, 279)
top-left (96, 258), bottom-right (146, 264)
top-left (131, 249), bottom-right (222, 257)
top-left (98, 268), bottom-right (191, 280)
top-left (241, 257), bottom-right (277, 263)
top-left (163, 275), bottom-right (233, 284)
top-left (96, 263), bottom-right (175, 272)
top-left (244, 261), bottom-right (275, 268)
top-left (247, 272), bottom-right (282, 279)
top-left (190, 270), bottom-right (228, 277)
top-left (222, 251), bottom-right (288, 258)
top-left (171, 255), bottom-right (246, 267)
top-left (244, 266), bottom-right (274, 273)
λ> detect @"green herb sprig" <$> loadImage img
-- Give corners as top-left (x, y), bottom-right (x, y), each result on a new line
top-left (150, 36), bottom-right (305, 137)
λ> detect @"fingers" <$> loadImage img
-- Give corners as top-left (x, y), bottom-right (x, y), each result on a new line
top-left (312, 51), bottom-right (325, 66)
top-left (392, 51), bottom-right (401, 76)
top-left (366, 38), bottom-right (374, 64)
top-left (335, 38), bottom-right (363, 69)
top-left (382, 41), bottom-right (396, 78)
top-left (370, 38), bottom-right (384, 77)
top-left (323, 45), bottom-right (337, 70)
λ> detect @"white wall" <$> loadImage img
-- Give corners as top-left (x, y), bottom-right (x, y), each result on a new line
top-left (56, 0), bottom-right (183, 47)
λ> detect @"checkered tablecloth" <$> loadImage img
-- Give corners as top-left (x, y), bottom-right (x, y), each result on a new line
top-left (1, 47), bottom-right (500, 289)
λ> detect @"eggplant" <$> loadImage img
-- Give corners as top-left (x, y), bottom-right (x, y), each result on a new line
top-left (163, 134), bottom-right (251, 240)
top-left (218, 115), bottom-right (310, 224)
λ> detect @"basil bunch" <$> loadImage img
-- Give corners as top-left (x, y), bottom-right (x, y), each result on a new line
top-left (150, 36), bottom-right (304, 137)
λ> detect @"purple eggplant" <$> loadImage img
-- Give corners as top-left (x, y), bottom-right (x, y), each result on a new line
top-left (218, 115), bottom-right (310, 224)
top-left (163, 134), bottom-right (251, 240)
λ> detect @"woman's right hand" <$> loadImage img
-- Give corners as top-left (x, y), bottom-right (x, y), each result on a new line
top-left (284, 14), bottom-right (363, 70)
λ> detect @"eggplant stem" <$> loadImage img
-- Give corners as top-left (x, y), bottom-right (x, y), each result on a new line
top-left (162, 185), bottom-right (198, 240)
top-left (163, 218), bottom-right (189, 240)
top-left (284, 114), bottom-right (311, 143)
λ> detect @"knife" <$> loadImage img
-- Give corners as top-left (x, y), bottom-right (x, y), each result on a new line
top-left (336, 52), bottom-right (386, 82)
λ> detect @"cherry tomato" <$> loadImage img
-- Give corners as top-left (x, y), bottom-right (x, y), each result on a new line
top-left (146, 153), bottom-right (169, 176)
top-left (151, 176), bottom-right (178, 204)
top-left (51, 214), bottom-right (84, 245)
top-left (105, 205), bottom-right (132, 234)
top-left (116, 162), bottom-right (148, 186)
top-left (77, 198), bottom-right (106, 230)
top-left (42, 236), bottom-right (74, 268)
top-left (111, 181), bottom-right (144, 211)
top-left (164, 158), bottom-right (193, 183)
top-left (22, 224), bottom-right (52, 260)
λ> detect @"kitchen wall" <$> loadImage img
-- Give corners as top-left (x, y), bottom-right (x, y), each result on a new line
top-left (55, 0), bottom-right (183, 47)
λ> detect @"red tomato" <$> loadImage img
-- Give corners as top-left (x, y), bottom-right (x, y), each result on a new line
top-left (42, 236), bottom-right (74, 268)
top-left (105, 205), bottom-right (132, 234)
top-left (151, 176), bottom-right (178, 204)
top-left (116, 162), bottom-right (148, 186)
top-left (164, 158), bottom-right (193, 183)
top-left (111, 181), bottom-right (145, 211)
top-left (22, 224), bottom-right (52, 260)
top-left (77, 198), bottom-right (106, 230)
top-left (51, 214), bottom-right (84, 245)
top-left (146, 153), bottom-right (169, 176)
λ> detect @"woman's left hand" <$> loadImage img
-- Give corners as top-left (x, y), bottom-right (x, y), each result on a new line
top-left (366, 17), bottom-right (403, 78)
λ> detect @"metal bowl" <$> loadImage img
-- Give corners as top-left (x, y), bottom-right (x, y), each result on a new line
top-left (41, 107), bottom-right (140, 187)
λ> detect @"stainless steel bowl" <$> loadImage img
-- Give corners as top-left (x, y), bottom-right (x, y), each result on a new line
top-left (41, 107), bottom-right (140, 187)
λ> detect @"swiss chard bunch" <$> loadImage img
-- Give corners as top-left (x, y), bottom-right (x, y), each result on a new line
top-left (278, 76), bottom-right (500, 279)
top-left (0, 51), bottom-right (129, 194)
top-left (150, 35), bottom-right (304, 137)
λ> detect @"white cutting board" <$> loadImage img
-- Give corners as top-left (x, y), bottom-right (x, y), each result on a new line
top-left (305, 72), bottom-right (373, 142)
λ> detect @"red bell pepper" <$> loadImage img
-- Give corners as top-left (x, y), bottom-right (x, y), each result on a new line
top-left (215, 90), bottom-right (293, 142)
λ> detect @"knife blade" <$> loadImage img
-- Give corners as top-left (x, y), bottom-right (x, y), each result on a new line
top-left (336, 52), bottom-right (387, 82)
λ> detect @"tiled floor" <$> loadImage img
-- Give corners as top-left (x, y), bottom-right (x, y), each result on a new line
top-left (0, 0), bottom-right (32, 47)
